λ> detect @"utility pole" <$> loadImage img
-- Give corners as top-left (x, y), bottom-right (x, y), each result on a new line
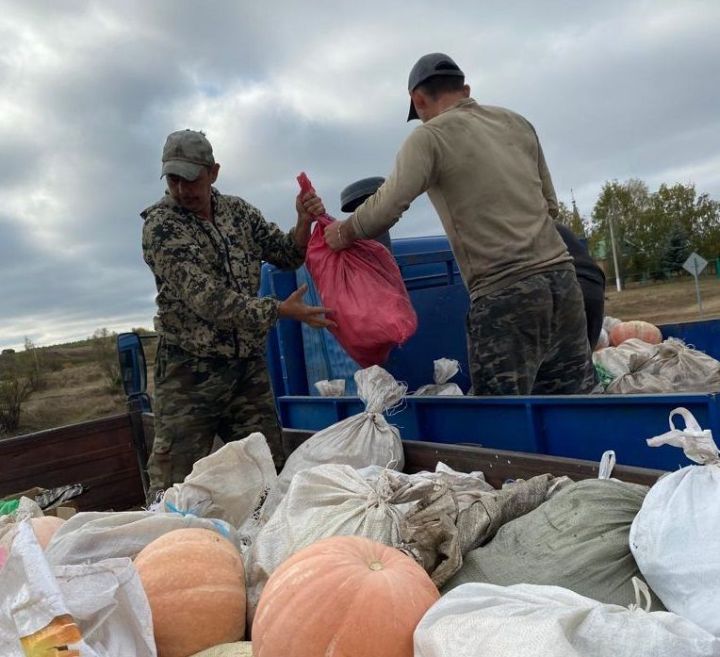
top-left (608, 199), bottom-right (622, 292)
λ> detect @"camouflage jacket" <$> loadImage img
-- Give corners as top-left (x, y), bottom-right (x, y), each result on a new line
top-left (141, 188), bottom-right (305, 359)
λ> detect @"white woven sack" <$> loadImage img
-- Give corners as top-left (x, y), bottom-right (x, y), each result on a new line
top-left (46, 510), bottom-right (243, 565)
top-left (245, 464), bottom-right (432, 628)
top-left (161, 432), bottom-right (277, 538)
top-left (630, 407), bottom-right (720, 635)
top-left (261, 366), bottom-right (405, 519)
top-left (414, 580), bottom-right (720, 657)
top-left (0, 522), bottom-right (156, 657)
top-left (602, 315), bottom-right (622, 333)
top-left (314, 379), bottom-right (346, 396)
top-left (0, 497), bottom-right (43, 556)
top-left (414, 358), bottom-right (464, 396)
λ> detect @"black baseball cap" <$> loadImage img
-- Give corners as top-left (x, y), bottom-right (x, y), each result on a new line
top-left (407, 53), bottom-right (465, 121)
top-left (340, 177), bottom-right (385, 212)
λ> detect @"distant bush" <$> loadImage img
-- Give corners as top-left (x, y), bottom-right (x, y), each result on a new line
top-left (0, 349), bottom-right (35, 433)
top-left (91, 328), bottom-right (122, 393)
top-left (23, 338), bottom-right (47, 392)
top-left (44, 351), bottom-right (65, 372)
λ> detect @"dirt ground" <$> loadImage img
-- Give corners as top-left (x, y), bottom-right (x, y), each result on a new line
top-left (604, 277), bottom-right (720, 325)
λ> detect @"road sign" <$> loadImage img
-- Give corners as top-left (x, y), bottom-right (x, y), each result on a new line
top-left (683, 252), bottom-right (708, 276)
top-left (683, 252), bottom-right (708, 317)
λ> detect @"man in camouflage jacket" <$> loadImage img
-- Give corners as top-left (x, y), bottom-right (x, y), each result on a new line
top-left (142, 129), bottom-right (332, 501)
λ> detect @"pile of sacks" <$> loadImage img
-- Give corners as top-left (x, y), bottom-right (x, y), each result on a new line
top-left (4, 356), bottom-right (720, 656)
top-left (593, 315), bottom-right (720, 393)
top-left (414, 406), bottom-right (720, 656)
top-left (0, 365), bottom-right (560, 656)
top-left (594, 337), bottom-right (720, 393)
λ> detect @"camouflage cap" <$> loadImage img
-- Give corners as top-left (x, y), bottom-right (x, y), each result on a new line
top-left (161, 129), bottom-right (215, 181)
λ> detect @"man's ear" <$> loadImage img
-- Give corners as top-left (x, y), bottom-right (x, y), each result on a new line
top-left (463, 84), bottom-right (471, 97)
top-left (209, 163), bottom-right (220, 184)
top-left (411, 88), bottom-right (427, 113)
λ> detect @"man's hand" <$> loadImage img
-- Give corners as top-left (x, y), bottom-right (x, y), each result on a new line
top-left (294, 191), bottom-right (325, 250)
top-left (296, 191), bottom-right (325, 221)
top-left (324, 219), bottom-right (357, 251)
top-left (278, 284), bottom-right (337, 329)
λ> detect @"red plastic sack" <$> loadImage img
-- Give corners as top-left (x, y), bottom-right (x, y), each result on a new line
top-left (298, 172), bottom-right (417, 367)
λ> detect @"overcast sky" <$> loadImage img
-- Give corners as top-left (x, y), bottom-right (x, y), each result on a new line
top-left (1, 0), bottom-right (719, 351)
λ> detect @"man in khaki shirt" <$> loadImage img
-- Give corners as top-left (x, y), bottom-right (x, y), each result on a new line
top-left (325, 53), bottom-right (595, 395)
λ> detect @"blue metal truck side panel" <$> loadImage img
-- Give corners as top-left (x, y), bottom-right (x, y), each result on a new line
top-left (277, 393), bottom-right (717, 470)
top-left (658, 318), bottom-right (720, 360)
top-left (261, 235), bottom-right (720, 471)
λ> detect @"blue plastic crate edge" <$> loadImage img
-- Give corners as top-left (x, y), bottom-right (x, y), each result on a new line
top-left (278, 392), bottom-right (720, 471)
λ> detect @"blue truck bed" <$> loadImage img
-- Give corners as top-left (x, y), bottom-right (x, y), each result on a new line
top-left (260, 236), bottom-right (720, 472)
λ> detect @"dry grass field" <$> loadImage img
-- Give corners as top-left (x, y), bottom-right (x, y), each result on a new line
top-left (17, 362), bottom-right (127, 435)
top-left (604, 276), bottom-right (720, 324)
top-left (2, 338), bottom-right (156, 438)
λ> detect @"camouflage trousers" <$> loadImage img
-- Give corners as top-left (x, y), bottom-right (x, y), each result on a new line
top-left (467, 270), bottom-right (597, 396)
top-left (146, 339), bottom-right (283, 502)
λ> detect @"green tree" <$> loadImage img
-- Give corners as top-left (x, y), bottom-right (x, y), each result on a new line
top-left (650, 183), bottom-right (720, 271)
top-left (557, 198), bottom-right (586, 236)
top-left (694, 193), bottom-right (720, 258)
top-left (570, 198), bottom-right (585, 237)
top-left (557, 200), bottom-right (572, 224)
top-left (588, 179), bottom-right (653, 281)
top-left (660, 222), bottom-right (690, 276)
top-left (587, 179), bottom-right (720, 281)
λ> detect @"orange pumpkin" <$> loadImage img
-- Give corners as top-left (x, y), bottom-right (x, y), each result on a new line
top-left (610, 320), bottom-right (662, 347)
top-left (134, 528), bottom-right (246, 657)
top-left (252, 536), bottom-right (439, 657)
top-left (31, 516), bottom-right (65, 549)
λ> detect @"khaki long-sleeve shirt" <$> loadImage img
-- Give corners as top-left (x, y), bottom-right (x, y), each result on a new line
top-left (349, 98), bottom-right (572, 300)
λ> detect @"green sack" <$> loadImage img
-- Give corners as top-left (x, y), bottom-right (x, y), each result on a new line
top-left (0, 499), bottom-right (20, 516)
top-left (444, 479), bottom-right (665, 610)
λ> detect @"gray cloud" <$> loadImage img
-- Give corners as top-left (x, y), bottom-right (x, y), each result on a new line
top-left (1, 0), bottom-right (719, 349)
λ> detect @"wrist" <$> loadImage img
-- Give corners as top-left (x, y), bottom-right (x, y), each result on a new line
top-left (277, 298), bottom-right (290, 320)
top-left (293, 219), bottom-right (311, 248)
top-left (344, 218), bottom-right (358, 243)
top-left (335, 222), bottom-right (346, 248)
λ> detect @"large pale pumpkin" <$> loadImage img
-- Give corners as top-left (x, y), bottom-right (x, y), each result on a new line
top-left (190, 642), bottom-right (253, 657)
top-left (610, 320), bottom-right (662, 347)
top-left (31, 516), bottom-right (65, 549)
top-left (135, 528), bottom-right (246, 657)
top-left (252, 536), bottom-right (439, 657)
